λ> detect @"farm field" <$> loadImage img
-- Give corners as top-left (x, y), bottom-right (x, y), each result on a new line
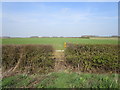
top-left (2, 37), bottom-right (118, 49)
top-left (2, 1), bottom-right (119, 89)
top-left (2, 37), bottom-right (120, 89)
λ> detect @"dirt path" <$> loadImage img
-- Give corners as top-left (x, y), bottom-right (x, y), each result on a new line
top-left (54, 50), bottom-right (66, 72)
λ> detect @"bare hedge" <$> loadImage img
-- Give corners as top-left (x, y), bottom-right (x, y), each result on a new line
top-left (2, 44), bottom-right (55, 74)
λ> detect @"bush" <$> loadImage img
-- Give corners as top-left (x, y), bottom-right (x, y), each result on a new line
top-left (65, 43), bottom-right (120, 73)
top-left (2, 44), bottom-right (55, 74)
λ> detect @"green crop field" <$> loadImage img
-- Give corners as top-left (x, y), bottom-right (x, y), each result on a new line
top-left (2, 37), bottom-right (118, 49)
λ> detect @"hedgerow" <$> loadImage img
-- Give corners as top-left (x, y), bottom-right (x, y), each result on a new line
top-left (2, 44), bottom-right (55, 74)
top-left (65, 43), bottom-right (120, 73)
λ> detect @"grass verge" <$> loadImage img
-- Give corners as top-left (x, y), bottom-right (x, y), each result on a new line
top-left (2, 72), bottom-right (120, 88)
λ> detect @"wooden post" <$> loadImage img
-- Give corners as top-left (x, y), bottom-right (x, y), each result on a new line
top-left (64, 42), bottom-right (67, 48)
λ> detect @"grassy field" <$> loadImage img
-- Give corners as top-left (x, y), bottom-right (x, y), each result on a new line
top-left (2, 72), bottom-right (119, 88)
top-left (2, 37), bottom-right (118, 49)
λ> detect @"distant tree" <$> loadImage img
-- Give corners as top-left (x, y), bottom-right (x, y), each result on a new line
top-left (2, 36), bottom-right (11, 38)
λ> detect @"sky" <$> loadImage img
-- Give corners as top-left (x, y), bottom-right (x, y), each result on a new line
top-left (1, 0), bottom-right (119, 2)
top-left (2, 2), bottom-right (118, 37)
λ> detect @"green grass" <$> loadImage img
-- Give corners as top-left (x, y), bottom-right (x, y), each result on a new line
top-left (2, 72), bottom-right (120, 88)
top-left (2, 74), bottom-right (33, 88)
top-left (2, 74), bottom-right (37, 88)
top-left (36, 72), bottom-right (119, 88)
top-left (2, 38), bottom-right (118, 49)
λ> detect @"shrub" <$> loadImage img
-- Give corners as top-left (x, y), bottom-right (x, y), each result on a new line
top-left (2, 44), bottom-right (55, 74)
top-left (65, 43), bottom-right (120, 73)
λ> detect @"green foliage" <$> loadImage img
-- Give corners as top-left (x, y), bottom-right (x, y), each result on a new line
top-left (65, 44), bottom-right (120, 73)
top-left (2, 44), bottom-right (55, 74)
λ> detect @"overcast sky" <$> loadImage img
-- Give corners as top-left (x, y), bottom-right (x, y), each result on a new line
top-left (2, 2), bottom-right (118, 37)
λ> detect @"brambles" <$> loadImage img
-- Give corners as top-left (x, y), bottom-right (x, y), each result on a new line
top-left (65, 43), bottom-right (120, 73)
top-left (2, 44), bottom-right (55, 74)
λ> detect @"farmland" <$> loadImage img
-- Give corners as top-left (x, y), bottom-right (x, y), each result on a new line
top-left (1, 37), bottom-right (120, 89)
top-left (2, 1), bottom-right (119, 89)
top-left (2, 37), bottom-right (118, 49)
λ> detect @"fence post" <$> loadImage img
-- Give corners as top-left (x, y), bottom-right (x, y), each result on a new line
top-left (64, 42), bottom-right (67, 48)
